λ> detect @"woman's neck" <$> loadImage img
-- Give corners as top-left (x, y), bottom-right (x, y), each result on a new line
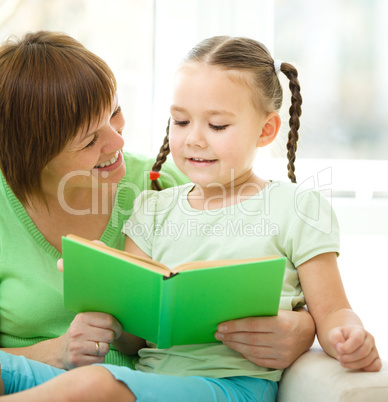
top-left (36, 179), bottom-right (117, 214)
top-left (25, 185), bottom-right (117, 253)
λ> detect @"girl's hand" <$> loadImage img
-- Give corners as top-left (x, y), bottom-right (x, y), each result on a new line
top-left (329, 326), bottom-right (382, 372)
top-left (215, 308), bottom-right (315, 369)
top-left (58, 312), bottom-right (123, 369)
top-left (57, 258), bottom-right (64, 272)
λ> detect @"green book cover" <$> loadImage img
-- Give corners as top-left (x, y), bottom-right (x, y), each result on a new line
top-left (62, 235), bottom-right (286, 348)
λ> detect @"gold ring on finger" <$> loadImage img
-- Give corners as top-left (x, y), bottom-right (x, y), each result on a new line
top-left (95, 341), bottom-right (100, 357)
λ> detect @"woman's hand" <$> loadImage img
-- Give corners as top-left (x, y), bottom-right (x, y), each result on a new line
top-left (57, 250), bottom-right (122, 369)
top-left (215, 308), bottom-right (315, 369)
top-left (57, 312), bottom-right (123, 369)
top-left (1, 312), bottom-right (123, 369)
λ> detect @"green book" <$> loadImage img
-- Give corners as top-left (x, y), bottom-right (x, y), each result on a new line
top-left (62, 235), bottom-right (286, 349)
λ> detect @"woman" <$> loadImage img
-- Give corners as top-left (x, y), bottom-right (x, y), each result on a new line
top-left (0, 31), bottom-right (314, 375)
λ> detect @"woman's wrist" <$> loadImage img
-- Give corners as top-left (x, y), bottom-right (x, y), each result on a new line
top-left (0, 337), bottom-right (65, 369)
top-left (294, 307), bottom-right (316, 353)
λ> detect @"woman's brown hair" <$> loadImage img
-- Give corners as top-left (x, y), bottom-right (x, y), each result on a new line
top-left (0, 31), bottom-right (117, 205)
top-left (150, 36), bottom-right (302, 190)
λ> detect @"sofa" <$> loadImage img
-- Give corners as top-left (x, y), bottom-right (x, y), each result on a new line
top-left (277, 345), bottom-right (388, 401)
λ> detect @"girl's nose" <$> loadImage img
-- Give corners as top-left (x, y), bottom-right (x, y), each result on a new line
top-left (185, 126), bottom-right (207, 148)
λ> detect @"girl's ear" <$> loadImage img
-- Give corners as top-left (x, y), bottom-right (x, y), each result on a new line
top-left (257, 112), bottom-right (281, 147)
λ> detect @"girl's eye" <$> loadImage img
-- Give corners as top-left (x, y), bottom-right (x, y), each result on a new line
top-left (173, 119), bottom-right (189, 127)
top-left (84, 134), bottom-right (99, 149)
top-left (210, 124), bottom-right (228, 131)
top-left (111, 106), bottom-right (122, 119)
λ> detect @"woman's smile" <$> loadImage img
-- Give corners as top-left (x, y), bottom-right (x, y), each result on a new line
top-left (94, 150), bottom-right (121, 170)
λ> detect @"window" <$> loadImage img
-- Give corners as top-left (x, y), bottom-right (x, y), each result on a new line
top-left (274, 0), bottom-right (388, 160)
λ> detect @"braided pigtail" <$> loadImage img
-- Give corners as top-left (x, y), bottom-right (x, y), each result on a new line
top-left (150, 118), bottom-right (171, 191)
top-left (279, 63), bottom-right (302, 183)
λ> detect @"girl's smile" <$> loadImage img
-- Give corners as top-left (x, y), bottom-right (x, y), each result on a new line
top-left (187, 157), bottom-right (218, 166)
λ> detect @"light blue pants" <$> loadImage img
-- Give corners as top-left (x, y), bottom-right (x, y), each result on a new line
top-left (0, 351), bottom-right (278, 401)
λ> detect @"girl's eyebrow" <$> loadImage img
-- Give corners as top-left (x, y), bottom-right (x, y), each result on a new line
top-left (170, 105), bottom-right (235, 117)
top-left (170, 105), bottom-right (185, 113)
top-left (207, 110), bottom-right (236, 117)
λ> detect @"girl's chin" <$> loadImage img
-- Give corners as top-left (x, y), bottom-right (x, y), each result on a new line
top-left (190, 179), bottom-right (226, 189)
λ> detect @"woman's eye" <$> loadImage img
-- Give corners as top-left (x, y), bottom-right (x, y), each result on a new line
top-left (173, 119), bottom-right (189, 127)
top-left (210, 124), bottom-right (228, 131)
top-left (111, 106), bottom-right (122, 119)
top-left (84, 134), bottom-right (99, 149)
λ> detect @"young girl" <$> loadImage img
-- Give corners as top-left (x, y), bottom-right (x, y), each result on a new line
top-left (121, 34), bottom-right (381, 395)
top-left (0, 36), bottom-right (381, 402)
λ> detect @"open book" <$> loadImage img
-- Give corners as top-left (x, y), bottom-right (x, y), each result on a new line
top-left (62, 234), bottom-right (286, 348)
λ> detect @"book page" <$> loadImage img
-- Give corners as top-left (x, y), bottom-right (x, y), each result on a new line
top-left (173, 255), bottom-right (280, 273)
top-left (66, 234), bottom-right (171, 275)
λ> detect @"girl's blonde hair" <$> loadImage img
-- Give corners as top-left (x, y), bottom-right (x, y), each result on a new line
top-left (151, 36), bottom-right (302, 190)
top-left (0, 31), bottom-right (117, 205)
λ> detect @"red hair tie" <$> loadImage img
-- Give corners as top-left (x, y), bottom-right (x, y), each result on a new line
top-left (149, 171), bottom-right (161, 181)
